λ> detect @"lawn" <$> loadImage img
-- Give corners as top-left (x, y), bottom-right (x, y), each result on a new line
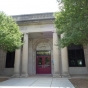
top-left (69, 78), bottom-right (88, 88)
top-left (0, 78), bottom-right (8, 82)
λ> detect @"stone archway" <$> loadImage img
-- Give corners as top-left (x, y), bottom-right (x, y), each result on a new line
top-left (33, 39), bottom-right (52, 51)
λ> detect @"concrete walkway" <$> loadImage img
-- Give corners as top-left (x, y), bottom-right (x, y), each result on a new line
top-left (0, 77), bottom-right (74, 88)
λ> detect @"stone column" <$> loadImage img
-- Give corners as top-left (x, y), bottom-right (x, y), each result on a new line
top-left (13, 49), bottom-right (21, 77)
top-left (53, 32), bottom-right (61, 77)
top-left (21, 33), bottom-right (29, 77)
top-left (61, 34), bottom-right (70, 77)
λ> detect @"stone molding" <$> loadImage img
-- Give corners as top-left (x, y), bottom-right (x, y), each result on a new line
top-left (12, 12), bottom-right (55, 22)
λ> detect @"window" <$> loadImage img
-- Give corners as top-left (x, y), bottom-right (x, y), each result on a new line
top-left (5, 51), bottom-right (15, 68)
top-left (68, 44), bottom-right (85, 67)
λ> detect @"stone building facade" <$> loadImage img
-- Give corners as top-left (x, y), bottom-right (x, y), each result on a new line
top-left (0, 12), bottom-right (88, 77)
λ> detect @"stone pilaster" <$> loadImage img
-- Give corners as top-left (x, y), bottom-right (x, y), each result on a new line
top-left (21, 33), bottom-right (29, 77)
top-left (61, 34), bottom-right (70, 77)
top-left (83, 45), bottom-right (88, 74)
top-left (13, 49), bottom-right (21, 77)
top-left (53, 32), bottom-right (61, 77)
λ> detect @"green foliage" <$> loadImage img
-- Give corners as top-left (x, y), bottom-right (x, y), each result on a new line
top-left (0, 12), bottom-right (23, 51)
top-left (55, 0), bottom-right (88, 47)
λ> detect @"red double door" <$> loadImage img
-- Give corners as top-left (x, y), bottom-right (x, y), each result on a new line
top-left (36, 56), bottom-right (51, 74)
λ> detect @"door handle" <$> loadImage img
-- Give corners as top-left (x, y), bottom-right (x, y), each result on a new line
top-left (43, 65), bottom-right (45, 68)
top-left (42, 65), bottom-right (45, 68)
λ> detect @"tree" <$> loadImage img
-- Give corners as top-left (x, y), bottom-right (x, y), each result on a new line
top-left (55, 0), bottom-right (88, 47)
top-left (0, 12), bottom-right (23, 51)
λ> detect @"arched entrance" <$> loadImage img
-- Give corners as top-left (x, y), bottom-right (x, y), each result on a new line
top-left (36, 42), bottom-right (51, 74)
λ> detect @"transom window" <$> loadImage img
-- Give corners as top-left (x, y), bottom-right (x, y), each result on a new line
top-left (68, 44), bottom-right (85, 67)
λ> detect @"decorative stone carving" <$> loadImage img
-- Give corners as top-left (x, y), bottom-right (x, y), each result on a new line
top-left (36, 42), bottom-right (50, 50)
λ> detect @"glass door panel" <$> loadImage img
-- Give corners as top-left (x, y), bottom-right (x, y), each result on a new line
top-left (44, 57), bottom-right (50, 67)
top-left (38, 57), bottom-right (42, 67)
top-left (43, 56), bottom-right (51, 74)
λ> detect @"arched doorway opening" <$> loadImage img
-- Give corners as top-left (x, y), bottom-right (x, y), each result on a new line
top-left (36, 42), bottom-right (51, 74)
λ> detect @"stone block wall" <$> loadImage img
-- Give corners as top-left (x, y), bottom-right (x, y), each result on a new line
top-left (0, 49), bottom-right (6, 75)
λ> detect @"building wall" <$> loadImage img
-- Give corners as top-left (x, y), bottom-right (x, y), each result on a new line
top-left (19, 23), bottom-right (55, 33)
top-left (3, 68), bottom-right (14, 76)
top-left (69, 67), bottom-right (87, 74)
top-left (0, 22), bottom-right (88, 76)
top-left (0, 42), bottom-right (88, 76)
top-left (0, 49), bottom-right (6, 75)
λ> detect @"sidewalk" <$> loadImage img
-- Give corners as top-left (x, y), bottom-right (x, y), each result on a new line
top-left (0, 77), bottom-right (74, 88)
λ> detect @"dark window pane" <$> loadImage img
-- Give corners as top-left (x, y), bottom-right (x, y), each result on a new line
top-left (68, 45), bottom-right (85, 67)
top-left (5, 51), bottom-right (15, 68)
